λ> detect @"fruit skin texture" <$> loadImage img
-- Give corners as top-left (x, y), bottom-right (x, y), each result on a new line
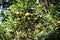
top-left (25, 12), bottom-right (30, 17)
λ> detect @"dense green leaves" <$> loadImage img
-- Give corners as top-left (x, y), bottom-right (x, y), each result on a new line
top-left (0, 0), bottom-right (60, 40)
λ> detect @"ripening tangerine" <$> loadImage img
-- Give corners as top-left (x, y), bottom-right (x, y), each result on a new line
top-left (7, 30), bottom-right (13, 33)
top-left (17, 18), bottom-right (20, 20)
top-left (28, 17), bottom-right (31, 20)
top-left (25, 12), bottom-right (30, 17)
top-left (16, 12), bottom-right (19, 14)
top-left (57, 21), bottom-right (60, 24)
